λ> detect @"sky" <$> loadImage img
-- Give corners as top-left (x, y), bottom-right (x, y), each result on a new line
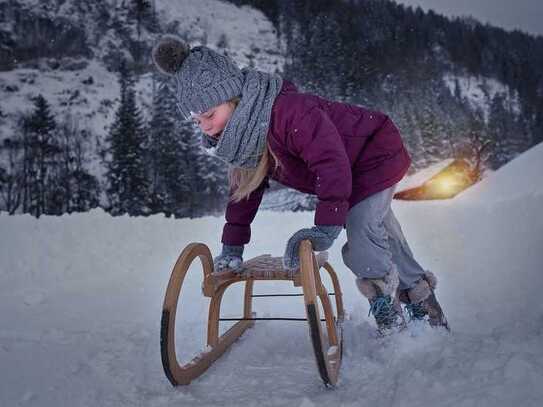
top-left (394, 0), bottom-right (543, 37)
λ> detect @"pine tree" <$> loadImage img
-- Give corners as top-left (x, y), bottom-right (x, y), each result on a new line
top-left (175, 120), bottom-right (229, 218)
top-left (177, 119), bottom-right (204, 217)
top-left (0, 137), bottom-right (23, 215)
top-left (131, 0), bottom-right (152, 38)
top-left (104, 60), bottom-right (151, 216)
top-left (193, 138), bottom-right (229, 217)
top-left (487, 93), bottom-right (529, 168)
top-left (22, 95), bottom-right (61, 217)
top-left (0, 138), bottom-right (23, 214)
top-left (147, 78), bottom-right (192, 217)
top-left (146, 76), bottom-right (229, 218)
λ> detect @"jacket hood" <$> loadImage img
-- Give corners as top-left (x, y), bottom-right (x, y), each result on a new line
top-left (280, 79), bottom-right (298, 94)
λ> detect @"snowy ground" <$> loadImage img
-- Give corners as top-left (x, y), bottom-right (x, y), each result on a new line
top-left (1, 142), bottom-right (543, 407)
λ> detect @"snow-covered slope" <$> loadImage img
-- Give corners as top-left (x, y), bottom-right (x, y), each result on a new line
top-left (0, 0), bottom-right (284, 177)
top-left (1, 137), bottom-right (543, 406)
top-left (0, 60), bottom-right (125, 157)
top-left (454, 140), bottom-right (543, 203)
top-left (155, 0), bottom-right (284, 72)
top-left (443, 72), bottom-right (521, 122)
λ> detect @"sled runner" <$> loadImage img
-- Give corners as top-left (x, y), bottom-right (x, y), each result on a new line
top-left (160, 240), bottom-right (344, 387)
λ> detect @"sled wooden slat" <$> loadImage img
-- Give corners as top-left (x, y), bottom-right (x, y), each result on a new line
top-left (160, 241), bottom-right (344, 387)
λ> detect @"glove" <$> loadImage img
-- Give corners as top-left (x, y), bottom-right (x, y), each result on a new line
top-left (213, 244), bottom-right (244, 273)
top-left (282, 225), bottom-right (342, 270)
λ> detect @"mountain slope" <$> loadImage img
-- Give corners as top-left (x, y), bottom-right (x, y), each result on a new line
top-left (0, 0), bottom-right (284, 177)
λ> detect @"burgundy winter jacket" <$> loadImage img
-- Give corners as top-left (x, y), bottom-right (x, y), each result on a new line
top-left (222, 80), bottom-right (411, 246)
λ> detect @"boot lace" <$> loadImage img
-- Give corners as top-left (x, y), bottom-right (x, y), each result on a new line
top-left (405, 302), bottom-right (427, 321)
top-left (368, 295), bottom-right (397, 328)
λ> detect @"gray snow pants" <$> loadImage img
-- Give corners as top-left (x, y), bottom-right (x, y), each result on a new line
top-left (341, 183), bottom-right (426, 290)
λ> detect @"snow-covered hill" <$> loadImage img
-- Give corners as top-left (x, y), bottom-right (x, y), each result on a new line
top-left (1, 137), bottom-right (542, 406)
top-left (0, 0), bottom-right (284, 178)
top-left (443, 72), bottom-right (521, 122)
top-left (455, 140), bottom-right (543, 203)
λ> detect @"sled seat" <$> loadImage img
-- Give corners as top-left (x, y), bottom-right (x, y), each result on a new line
top-left (206, 252), bottom-right (330, 290)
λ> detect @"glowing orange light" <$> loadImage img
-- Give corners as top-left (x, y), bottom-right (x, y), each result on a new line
top-left (426, 174), bottom-right (464, 198)
top-left (437, 177), bottom-right (457, 193)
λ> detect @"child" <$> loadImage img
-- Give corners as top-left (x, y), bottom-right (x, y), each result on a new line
top-left (152, 35), bottom-right (448, 334)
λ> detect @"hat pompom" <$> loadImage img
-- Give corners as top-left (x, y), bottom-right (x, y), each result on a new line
top-left (151, 35), bottom-right (191, 76)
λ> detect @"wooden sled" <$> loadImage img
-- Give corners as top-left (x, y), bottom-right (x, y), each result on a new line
top-left (160, 240), bottom-right (344, 387)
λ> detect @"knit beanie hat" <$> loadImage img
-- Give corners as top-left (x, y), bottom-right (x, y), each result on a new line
top-left (151, 35), bottom-right (244, 119)
top-left (151, 35), bottom-right (283, 169)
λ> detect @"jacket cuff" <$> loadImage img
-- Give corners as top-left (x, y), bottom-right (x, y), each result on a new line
top-left (221, 223), bottom-right (251, 246)
top-left (314, 200), bottom-right (349, 226)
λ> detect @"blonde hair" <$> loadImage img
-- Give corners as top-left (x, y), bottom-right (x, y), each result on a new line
top-left (229, 144), bottom-right (281, 203)
top-left (222, 96), bottom-right (282, 203)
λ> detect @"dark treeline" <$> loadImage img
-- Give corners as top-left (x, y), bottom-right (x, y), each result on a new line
top-left (0, 96), bottom-right (100, 216)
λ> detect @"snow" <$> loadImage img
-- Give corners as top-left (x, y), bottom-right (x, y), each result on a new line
top-left (443, 72), bottom-right (521, 122)
top-left (455, 141), bottom-right (543, 203)
top-left (1, 142), bottom-right (543, 405)
top-left (0, 60), bottom-right (121, 137)
top-left (155, 0), bottom-right (284, 73)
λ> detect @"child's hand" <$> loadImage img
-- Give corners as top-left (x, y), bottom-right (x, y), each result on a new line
top-left (213, 244), bottom-right (244, 272)
top-left (282, 225), bottom-right (342, 270)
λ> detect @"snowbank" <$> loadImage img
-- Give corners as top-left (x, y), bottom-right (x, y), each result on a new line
top-left (455, 141), bottom-right (543, 203)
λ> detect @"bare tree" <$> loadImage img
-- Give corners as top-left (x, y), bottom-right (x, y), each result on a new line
top-left (0, 138), bottom-right (23, 214)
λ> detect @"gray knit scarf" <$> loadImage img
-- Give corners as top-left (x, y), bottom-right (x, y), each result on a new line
top-left (201, 68), bottom-right (283, 169)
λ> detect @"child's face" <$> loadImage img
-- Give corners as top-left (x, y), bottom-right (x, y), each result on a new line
top-left (193, 101), bottom-right (235, 139)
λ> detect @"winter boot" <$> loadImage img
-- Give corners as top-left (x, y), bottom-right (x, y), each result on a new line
top-left (405, 271), bottom-right (449, 330)
top-left (356, 267), bottom-right (406, 335)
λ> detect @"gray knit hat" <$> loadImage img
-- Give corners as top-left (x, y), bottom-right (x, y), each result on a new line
top-left (152, 35), bottom-right (283, 169)
top-left (151, 35), bottom-right (244, 119)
